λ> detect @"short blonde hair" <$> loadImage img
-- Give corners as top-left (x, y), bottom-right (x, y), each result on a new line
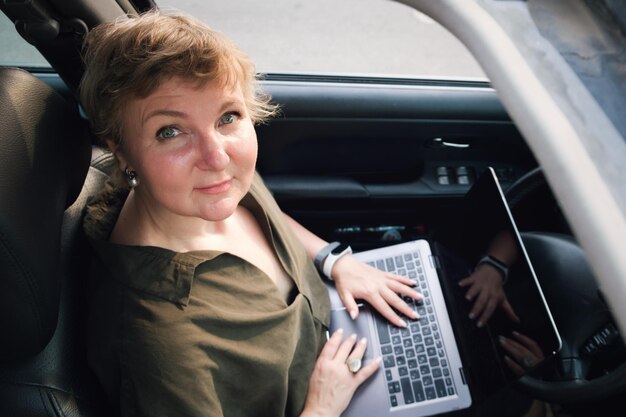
top-left (79, 10), bottom-right (278, 145)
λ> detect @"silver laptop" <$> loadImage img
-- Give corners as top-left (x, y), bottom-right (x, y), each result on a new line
top-left (326, 239), bottom-right (472, 417)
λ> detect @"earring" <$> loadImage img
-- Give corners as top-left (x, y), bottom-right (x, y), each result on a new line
top-left (124, 167), bottom-right (139, 188)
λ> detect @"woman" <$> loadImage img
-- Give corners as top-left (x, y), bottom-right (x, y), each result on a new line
top-left (79, 10), bottom-right (421, 417)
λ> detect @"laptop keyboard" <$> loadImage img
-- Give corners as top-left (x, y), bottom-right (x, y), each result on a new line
top-left (367, 251), bottom-right (458, 408)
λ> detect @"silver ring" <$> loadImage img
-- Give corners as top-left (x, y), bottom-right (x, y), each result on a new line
top-left (522, 357), bottom-right (535, 369)
top-left (347, 358), bottom-right (362, 373)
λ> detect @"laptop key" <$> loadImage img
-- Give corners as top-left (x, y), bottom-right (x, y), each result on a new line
top-left (388, 381), bottom-right (401, 394)
top-left (385, 257), bottom-right (395, 271)
top-left (425, 386), bottom-right (436, 400)
top-left (383, 355), bottom-right (395, 368)
top-left (413, 380), bottom-right (425, 402)
top-left (435, 379), bottom-right (448, 397)
top-left (374, 315), bottom-right (391, 345)
top-left (401, 377), bottom-right (415, 404)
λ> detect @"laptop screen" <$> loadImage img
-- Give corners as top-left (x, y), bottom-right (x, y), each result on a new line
top-left (435, 167), bottom-right (562, 391)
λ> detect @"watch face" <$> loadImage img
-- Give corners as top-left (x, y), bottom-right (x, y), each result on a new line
top-left (331, 243), bottom-right (351, 255)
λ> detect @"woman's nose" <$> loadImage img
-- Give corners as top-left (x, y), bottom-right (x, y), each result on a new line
top-left (196, 131), bottom-right (230, 171)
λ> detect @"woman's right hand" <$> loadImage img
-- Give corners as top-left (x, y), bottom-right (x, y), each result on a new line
top-left (301, 329), bottom-right (381, 417)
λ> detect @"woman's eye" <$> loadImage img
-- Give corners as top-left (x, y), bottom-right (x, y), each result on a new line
top-left (219, 112), bottom-right (239, 126)
top-left (156, 126), bottom-right (182, 140)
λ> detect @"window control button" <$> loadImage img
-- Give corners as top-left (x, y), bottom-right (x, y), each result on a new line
top-left (457, 175), bottom-right (470, 185)
top-left (436, 166), bottom-right (449, 176)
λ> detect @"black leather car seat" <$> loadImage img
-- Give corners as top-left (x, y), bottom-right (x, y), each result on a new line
top-left (0, 67), bottom-right (113, 416)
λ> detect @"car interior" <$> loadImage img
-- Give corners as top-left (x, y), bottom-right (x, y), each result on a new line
top-left (0, 0), bottom-right (625, 416)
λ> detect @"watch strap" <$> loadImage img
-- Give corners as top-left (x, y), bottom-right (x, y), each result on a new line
top-left (322, 244), bottom-right (352, 279)
top-left (477, 254), bottom-right (509, 284)
top-left (314, 241), bottom-right (340, 271)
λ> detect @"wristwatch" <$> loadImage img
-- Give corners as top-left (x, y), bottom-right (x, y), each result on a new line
top-left (477, 254), bottom-right (509, 284)
top-left (314, 241), bottom-right (352, 280)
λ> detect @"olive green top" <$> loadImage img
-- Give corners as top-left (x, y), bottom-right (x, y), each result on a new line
top-left (84, 173), bottom-right (331, 417)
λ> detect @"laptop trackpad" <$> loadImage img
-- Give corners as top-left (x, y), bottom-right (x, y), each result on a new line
top-left (330, 308), bottom-right (376, 361)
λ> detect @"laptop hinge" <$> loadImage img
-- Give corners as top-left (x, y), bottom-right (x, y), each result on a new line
top-left (429, 254), bottom-right (441, 269)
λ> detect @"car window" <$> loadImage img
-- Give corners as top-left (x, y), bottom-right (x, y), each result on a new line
top-left (157, 0), bottom-right (486, 80)
top-left (0, 11), bottom-right (50, 68)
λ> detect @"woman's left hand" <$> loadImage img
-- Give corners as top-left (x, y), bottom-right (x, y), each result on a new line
top-left (331, 255), bottom-right (423, 328)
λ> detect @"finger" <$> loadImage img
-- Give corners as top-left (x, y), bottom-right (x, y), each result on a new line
top-left (335, 333), bottom-right (358, 361)
top-left (388, 280), bottom-right (423, 301)
top-left (354, 357), bottom-right (382, 384)
top-left (503, 355), bottom-right (524, 376)
top-left (338, 290), bottom-right (361, 320)
top-left (501, 298), bottom-right (520, 323)
top-left (476, 299), bottom-right (498, 328)
top-left (318, 329), bottom-right (344, 360)
top-left (464, 283), bottom-right (480, 301)
top-left (458, 276), bottom-right (473, 287)
top-left (499, 336), bottom-right (530, 359)
top-left (382, 289), bottom-right (419, 321)
top-left (512, 331), bottom-right (543, 357)
top-left (368, 294), bottom-right (408, 328)
top-left (347, 337), bottom-right (369, 362)
top-left (469, 291), bottom-right (488, 321)
top-left (386, 273), bottom-right (417, 287)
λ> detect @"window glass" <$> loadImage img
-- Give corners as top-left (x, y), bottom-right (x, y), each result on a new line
top-left (157, 0), bottom-right (486, 79)
top-left (0, 12), bottom-right (49, 67)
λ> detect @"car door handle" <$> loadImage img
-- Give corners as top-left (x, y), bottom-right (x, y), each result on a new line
top-left (428, 137), bottom-right (471, 149)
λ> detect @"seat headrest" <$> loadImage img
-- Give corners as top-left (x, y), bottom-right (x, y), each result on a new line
top-left (0, 67), bottom-right (91, 361)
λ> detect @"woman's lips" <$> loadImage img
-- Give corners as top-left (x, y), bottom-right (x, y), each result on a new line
top-left (196, 179), bottom-right (232, 194)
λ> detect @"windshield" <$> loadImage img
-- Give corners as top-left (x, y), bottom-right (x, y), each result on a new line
top-left (157, 0), bottom-right (486, 80)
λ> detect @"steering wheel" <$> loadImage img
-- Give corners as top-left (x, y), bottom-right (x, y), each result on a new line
top-left (504, 168), bottom-right (626, 404)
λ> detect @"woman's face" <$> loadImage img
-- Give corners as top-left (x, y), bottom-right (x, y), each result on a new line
top-left (114, 77), bottom-right (258, 223)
